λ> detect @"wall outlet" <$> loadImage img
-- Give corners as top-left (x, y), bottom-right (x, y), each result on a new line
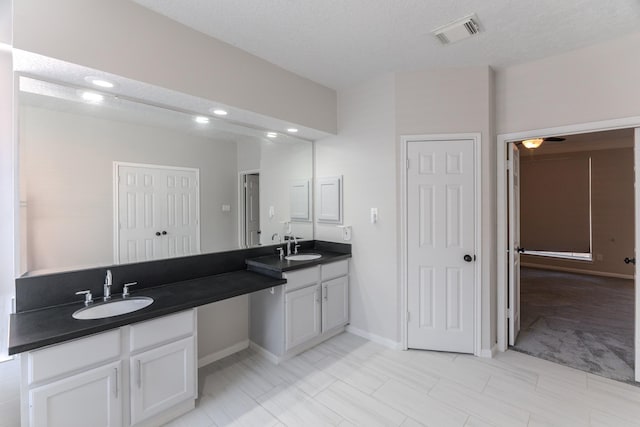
top-left (221, 204), bottom-right (231, 212)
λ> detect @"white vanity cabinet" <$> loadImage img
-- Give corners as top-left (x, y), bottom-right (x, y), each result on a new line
top-left (21, 309), bottom-right (197, 427)
top-left (250, 259), bottom-right (349, 362)
top-left (29, 360), bottom-right (123, 427)
top-left (129, 310), bottom-right (196, 425)
top-left (285, 283), bottom-right (322, 350)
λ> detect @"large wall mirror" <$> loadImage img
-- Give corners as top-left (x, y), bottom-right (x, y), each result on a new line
top-left (18, 72), bottom-right (314, 276)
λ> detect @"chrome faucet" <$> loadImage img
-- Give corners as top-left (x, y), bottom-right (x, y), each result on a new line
top-left (104, 269), bottom-right (112, 301)
top-left (286, 233), bottom-right (298, 256)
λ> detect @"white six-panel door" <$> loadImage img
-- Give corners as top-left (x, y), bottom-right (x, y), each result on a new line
top-left (116, 163), bottom-right (199, 264)
top-left (407, 139), bottom-right (476, 353)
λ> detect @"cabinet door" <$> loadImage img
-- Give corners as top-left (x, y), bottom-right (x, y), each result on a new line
top-left (29, 361), bottom-right (122, 427)
top-left (130, 336), bottom-right (195, 425)
top-left (322, 276), bottom-right (349, 332)
top-left (285, 285), bottom-right (321, 350)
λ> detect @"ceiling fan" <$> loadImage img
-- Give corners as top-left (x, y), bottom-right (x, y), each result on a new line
top-left (521, 136), bottom-right (566, 149)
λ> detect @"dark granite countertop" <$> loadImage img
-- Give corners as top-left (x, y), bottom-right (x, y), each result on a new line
top-left (9, 270), bottom-right (285, 355)
top-left (245, 249), bottom-right (352, 277)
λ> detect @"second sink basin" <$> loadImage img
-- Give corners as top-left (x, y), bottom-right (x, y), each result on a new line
top-left (285, 253), bottom-right (322, 261)
top-left (73, 296), bottom-right (154, 320)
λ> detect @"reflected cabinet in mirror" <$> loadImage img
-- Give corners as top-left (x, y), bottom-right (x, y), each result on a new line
top-left (18, 77), bottom-right (313, 275)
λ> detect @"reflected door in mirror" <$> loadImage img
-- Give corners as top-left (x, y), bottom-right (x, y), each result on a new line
top-left (244, 173), bottom-right (261, 247)
top-left (116, 163), bottom-right (201, 263)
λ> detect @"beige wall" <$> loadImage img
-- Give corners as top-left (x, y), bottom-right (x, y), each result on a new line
top-left (521, 147), bottom-right (635, 277)
top-left (496, 32), bottom-right (640, 134)
top-left (12, 0), bottom-right (337, 134)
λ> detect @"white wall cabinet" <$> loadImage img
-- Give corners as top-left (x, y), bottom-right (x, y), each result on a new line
top-left (21, 309), bottom-right (197, 427)
top-left (29, 361), bottom-right (123, 427)
top-left (250, 259), bottom-right (349, 362)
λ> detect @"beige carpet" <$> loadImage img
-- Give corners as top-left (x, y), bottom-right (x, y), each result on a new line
top-left (512, 267), bottom-right (635, 384)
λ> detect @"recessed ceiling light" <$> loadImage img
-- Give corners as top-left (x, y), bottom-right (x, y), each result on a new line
top-left (287, 128), bottom-right (298, 133)
top-left (81, 91), bottom-right (104, 103)
top-left (84, 76), bottom-right (116, 88)
top-left (211, 109), bottom-right (228, 116)
top-left (194, 116), bottom-right (210, 124)
top-left (266, 132), bottom-right (278, 138)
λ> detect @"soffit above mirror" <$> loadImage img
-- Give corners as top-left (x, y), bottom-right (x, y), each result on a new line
top-left (13, 49), bottom-right (332, 142)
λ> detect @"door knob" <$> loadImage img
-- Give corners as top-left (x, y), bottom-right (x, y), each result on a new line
top-left (624, 257), bottom-right (636, 265)
top-left (517, 247), bottom-right (525, 253)
top-left (162, 231), bottom-right (167, 235)
top-left (464, 254), bottom-right (473, 263)
top-left (155, 232), bottom-right (161, 236)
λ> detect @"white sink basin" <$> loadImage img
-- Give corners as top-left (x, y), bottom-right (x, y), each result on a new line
top-left (73, 296), bottom-right (154, 320)
top-left (285, 253), bottom-right (322, 261)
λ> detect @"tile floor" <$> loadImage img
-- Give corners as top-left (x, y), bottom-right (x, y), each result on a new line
top-left (2, 332), bottom-right (640, 426)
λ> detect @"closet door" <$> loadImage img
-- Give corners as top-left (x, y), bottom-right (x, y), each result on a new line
top-left (116, 163), bottom-right (200, 263)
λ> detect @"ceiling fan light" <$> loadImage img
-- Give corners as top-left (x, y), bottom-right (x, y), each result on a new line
top-left (522, 138), bottom-right (544, 149)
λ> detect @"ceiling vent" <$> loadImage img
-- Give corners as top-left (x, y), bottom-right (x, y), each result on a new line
top-left (432, 14), bottom-right (481, 45)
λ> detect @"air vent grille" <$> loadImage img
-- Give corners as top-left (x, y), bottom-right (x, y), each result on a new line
top-left (432, 14), bottom-right (482, 45)
top-left (464, 19), bottom-right (480, 35)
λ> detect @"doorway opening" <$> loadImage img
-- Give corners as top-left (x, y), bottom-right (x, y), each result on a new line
top-left (240, 171), bottom-right (261, 248)
top-left (509, 129), bottom-right (636, 383)
top-left (498, 122), bottom-right (640, 383)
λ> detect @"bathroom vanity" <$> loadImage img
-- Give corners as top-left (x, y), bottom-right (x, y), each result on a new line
top-left (248, 258), bottom-right (350, 362)
top-left (10, 241), bottom-right (350, 427)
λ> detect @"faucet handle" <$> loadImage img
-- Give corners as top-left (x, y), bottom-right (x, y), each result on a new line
top-left (276, 247), bottom-right (284, 260)
top-left (75, 290), bottom-right (93, 306)
top-left (294, 244), bottom-right (301, 254)
top-left (122, 282), bottom-right (137, 298)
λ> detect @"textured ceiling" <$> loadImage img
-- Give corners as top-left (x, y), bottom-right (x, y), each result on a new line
top-left (132, 0), bottom-right (640, 89)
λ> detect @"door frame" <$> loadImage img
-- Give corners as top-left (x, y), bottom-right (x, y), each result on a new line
top-left (497, 117), bottom-right (640, 382)
top-left (400, 133), bottom-right (482, 356)
top-left (113, 161), bottom-right (201, 264)
top-left (238, 169), bottom-right (260, 248)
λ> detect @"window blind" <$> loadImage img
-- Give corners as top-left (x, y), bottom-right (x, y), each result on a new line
top-left (520, 155), bottom-right (591, 253)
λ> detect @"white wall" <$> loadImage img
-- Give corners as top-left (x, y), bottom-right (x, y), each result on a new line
top-left (316, 74), bottom-right (399, 343)
top-left (12, 0), bottom-right (337, 134)
top-left (395, 67), bottom-right (496, 349)
top-left (316, 68), bottom-right (496, 350)
top-left (496, 32), bottom-right (640, 134)
top-left (20, 106), bottom-right (239, 272)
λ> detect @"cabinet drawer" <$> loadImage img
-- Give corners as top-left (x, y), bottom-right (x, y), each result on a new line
top-left (321, 260), bottom-right (349, 281)
top-left (283, 266), bottom-right (319, 292)
top-left (130, 309), bottom-right (195, 353)
top-left (28, 329), bottom-right (121, 385)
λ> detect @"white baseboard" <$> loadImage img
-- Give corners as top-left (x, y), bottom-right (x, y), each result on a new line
top-left (522, 262), bottom-right (634, 280)
top-left (478, 344), bottom-right (498, 358)
top-left (345, 325), bottom-right (403, 350)
top-left (198, 339), bottom-right (249, 368)
top-left (248, 341), bottom-right (281, 364)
